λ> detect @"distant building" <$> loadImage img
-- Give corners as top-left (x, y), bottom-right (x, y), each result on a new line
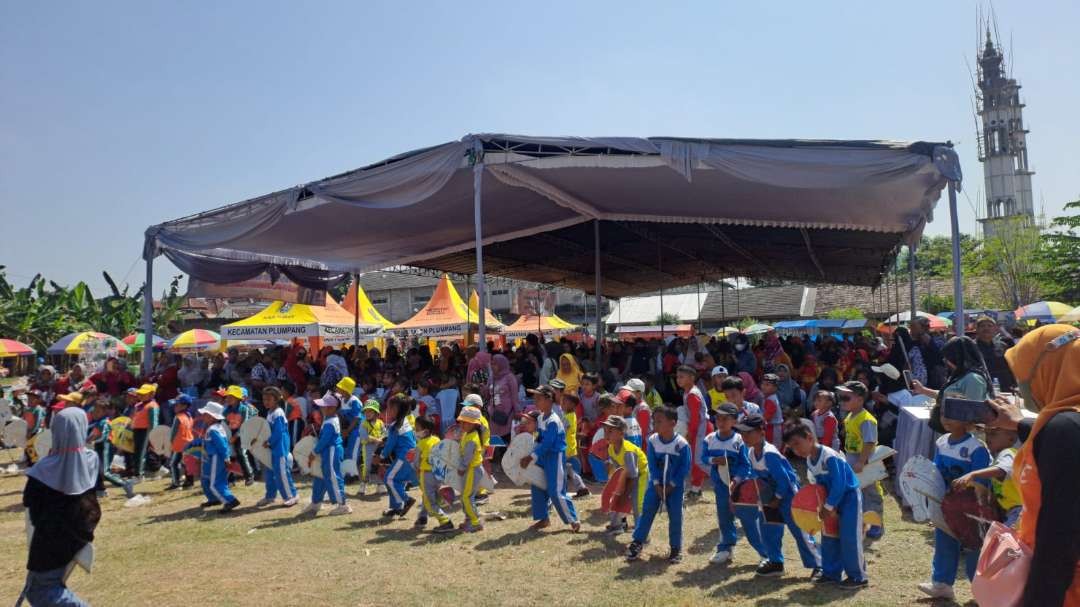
top-left (975, 26), bottom-right (1035, 237)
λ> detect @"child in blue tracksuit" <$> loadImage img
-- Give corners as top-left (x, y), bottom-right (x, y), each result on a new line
top-left (522, 385), bottom-right (579, 532)
top-left (192, 402), bottom-right (240, 513)
top-left (258, 387), bottom-right (298, 508)
top-left (736, 414), bottom-right (821, 577)
top-left (700, 402), bottom-right (754, 565)
top-left (918, 418), bottom-right (991, 600)
top-left (382, 394), bottom-right (418, 517)
top-left (334, 377), bottom-right (364, 478)
top-left (626, 406), bottom-right (691, 563)
top-left (785, 423), bottom-right (867, 588)
top-left (306, 394), bottom-right (350, 515)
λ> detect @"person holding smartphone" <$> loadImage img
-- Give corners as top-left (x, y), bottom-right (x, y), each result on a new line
top-left (910, 336), bottom-right (992, 433)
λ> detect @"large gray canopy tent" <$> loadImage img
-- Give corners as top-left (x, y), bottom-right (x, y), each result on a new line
top-left (143, 133), bottom-right (964, 370)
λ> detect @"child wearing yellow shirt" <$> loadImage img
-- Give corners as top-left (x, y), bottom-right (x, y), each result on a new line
top-left (562, 393), bottom-right (589, 497)
top-left (457, 406), bottom-right (486, 533)
top-left (414, 416), bottom-right (453, 533)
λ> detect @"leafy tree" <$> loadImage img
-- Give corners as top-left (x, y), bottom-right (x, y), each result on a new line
top-left (964, 217), bottom-right (1046, 309)
top-left (824, 307), bottom-right (865, 320)
top-left (896, 235), bottom-right (979, 278)
top-left (1038, 199), bottom-right (1080, 303)
top-left (921, 294), bottom-right (954, 314)
top-left (655, 312), bottom-right (680, 325)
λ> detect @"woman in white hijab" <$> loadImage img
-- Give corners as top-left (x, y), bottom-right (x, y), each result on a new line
top-left (19, 407), bottom-right (101, 606)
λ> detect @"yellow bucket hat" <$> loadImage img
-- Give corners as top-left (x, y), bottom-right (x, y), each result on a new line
top-left (134, 383), bottom-right (157, 396)
top-left (335, 376), bottom-right (356, 395)
top-left (224, 385), bottom-right (245, 400)
top-left (457, 406), bottom-right (483, 424)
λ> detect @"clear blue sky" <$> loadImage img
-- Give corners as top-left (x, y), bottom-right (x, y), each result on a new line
top-left (3, 1), bottom-right (1077, 295)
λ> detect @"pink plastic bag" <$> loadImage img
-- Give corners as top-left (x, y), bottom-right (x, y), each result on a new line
top-left (971, 521), bottom-right (1032, 607)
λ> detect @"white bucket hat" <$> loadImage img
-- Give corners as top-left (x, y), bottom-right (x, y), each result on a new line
top-left (198, 402), bottom-right (226, 420)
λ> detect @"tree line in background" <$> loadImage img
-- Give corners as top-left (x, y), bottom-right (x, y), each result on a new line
top-left (0, 267), bottom-right (186, 353)
top-left (893, 199), bottom-right (1079, 312)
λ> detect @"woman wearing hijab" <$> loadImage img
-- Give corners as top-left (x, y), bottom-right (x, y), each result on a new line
top-left (774, 364), bottom-right (803, 412)
top-left (759, 331), bottom-right (793, 376)
top-left (737, 371), bottom-right (764, 407)
top-left (19, 407), bottom-right (101, 607)
top-left (489, 354), bottom-right (520, 442)
top-left (988, 325), bottom-right (1080, 607)
top-left (466, 348), bottom-right (493, 405)
top-left (911, 336), bottom-right (992, 434)
top-left (556, 353), bottom-right (583, 395)
top-left (732, 334), bottom-right (757, 377)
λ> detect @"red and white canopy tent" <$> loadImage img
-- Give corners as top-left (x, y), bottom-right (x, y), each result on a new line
top-left (142, 134), bottom-right (963, 371)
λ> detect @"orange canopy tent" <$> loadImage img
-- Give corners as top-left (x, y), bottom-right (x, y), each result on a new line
top-left (468, 289), bottom-right (505, 330)
top-left (393, 274), bottom-right (502, 338)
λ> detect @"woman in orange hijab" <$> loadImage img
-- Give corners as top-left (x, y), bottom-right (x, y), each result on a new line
top-left (990, 324), bottom-right (1080, 607)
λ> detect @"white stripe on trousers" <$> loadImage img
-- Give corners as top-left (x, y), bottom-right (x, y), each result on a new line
top-left (208, 456), bottom-right (226, 503)
top-left (386, 459), bottom-right (405, 505)
top-left (328, 457), bottom-right (343, 505)
top-left (552, 457), bottom-right (574, 522)
top-left (277, 455), bottom-right (294, 499)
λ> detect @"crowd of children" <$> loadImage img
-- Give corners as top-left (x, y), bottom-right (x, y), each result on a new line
top-left (2, 335), bottom-right (1028, 598)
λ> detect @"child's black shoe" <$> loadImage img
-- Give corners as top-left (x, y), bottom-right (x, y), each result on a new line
top-left (400, 497), bottom-right (417, 517)
top-left (755, 561), bottom-right (784, 577)
top-left (432, 521), bottom-right (455, 534)
top-left (667, 549), bottom-right (682, 564)
top-left (625, 541), bottom-right (643, 561)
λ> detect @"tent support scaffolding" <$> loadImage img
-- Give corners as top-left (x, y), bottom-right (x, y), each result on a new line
top-left (948, 181), bottom-right (964, 336)
top-left (594, 220), bottom-right (602, 363)
top-left (473, 157), bottom-right (486, 349)
top-left (142, 257), bottom-right (154, 374)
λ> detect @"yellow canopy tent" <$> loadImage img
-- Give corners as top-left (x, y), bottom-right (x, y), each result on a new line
top-left (394, 275), bottom-right (501, 339)
top-left (220, 294), bottom-right (380, 345)
top-left (468, 289), bottom-right (506, 330)
top-left (502, 314), bottom-right (580, 338)
top-left (341, 281), bottom-right (397, 330)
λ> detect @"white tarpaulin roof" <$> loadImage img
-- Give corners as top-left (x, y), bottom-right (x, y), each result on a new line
top-left (605, 293), bottom-right (705, 325)
top-left (146, 134), bottom-right (960, 297)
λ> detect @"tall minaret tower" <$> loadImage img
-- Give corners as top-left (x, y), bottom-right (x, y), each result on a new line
top-left (976, 26), bottom-right (1035, 238)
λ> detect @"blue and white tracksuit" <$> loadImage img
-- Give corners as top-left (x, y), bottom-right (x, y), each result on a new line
top-left (632, 433), bottom-right (691, 550)
top-left (263, 408), bottom-right (297, 501)
top-left (807, 445), bottom-right (866, 583)
top-left (311, 416), bottom-right (345, 506)
top-left (700, 430), bottom-right (752, 553)
top-left (931, 433), bottom-right (990, 585)
top-left (383, 419), bottom-right (418, 510)
top-left (339, 395), bottom-right (363, 473)
top-left (747, 442), bottom-right (821, 569)
top-left (199, 423), bottom-right (236, 505)
top-left (623, 415), bottom-right (643, 449)
top-left (530, 411), bottom-right (578, 524)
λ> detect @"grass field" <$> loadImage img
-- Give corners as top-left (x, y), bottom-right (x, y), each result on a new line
top-left (0, 454), bottom-right (976, 606)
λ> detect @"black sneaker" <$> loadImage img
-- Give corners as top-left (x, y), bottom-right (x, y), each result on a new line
top-left (625, 541), bottom-right (643, 562)
top-left (809, 568), bottom-right (823, 581)
top-left (164, 483), bottom-right (181, 491)
top-left (755, 561), bottom-right (784, 577)
top-left (575, 487), bottom-right (592, 498)
top-left (838, 579), bottom-right (868, 590)
top-left (474, 494), bottom-right (490, 506)
top-left (220, 499), bottom-right (240, 514)
top-left (667, 549), bottom-right (683, 564)
top-left (244, 478), bottom-right (255, 487)
top-left (432, 521), bottom-right (455, 534)
top-left (414, 516), bottom-right (428, 528)
top-left (199, 500), bottom-right (222, 508)
top-left (181, 480), bottom-right (194, 489)
top-left (400, 497), bottom-right (417, 517)
top-left (814, 576), bottom-right (839, 585)
top-left (382, 508), bottom-right (401, 517)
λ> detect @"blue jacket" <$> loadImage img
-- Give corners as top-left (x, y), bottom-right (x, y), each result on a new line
top-left (532, 411), bottom-right (567, 465)
top-left (266, 408), bottom-right (290, 456)
top-left (748, 441), bottom-right (801, 500)
top-left (645, 433), bottom-right (692, 488)
top-left (202, 423), bottom-right (231, 475)
top-left (315, 416), bottom-right (343, 458)
top-left (384, 418), bottom-right (417, 463)
top-left (700, 430), bottom-right (752, 485)
top-left (806, 445), bottom-right (859, 510)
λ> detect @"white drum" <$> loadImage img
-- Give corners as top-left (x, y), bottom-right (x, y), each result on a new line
top-left (30, 428), bottom-right (52, 462)
top-left (3, 418), bottom-right (28, 449)
top-left (147, 425), bottom-right (172, 457)
top-left (500, 432), bottom-right (547, 490)
top-left (898, 454), bottom-right (948, 532)
top-left (856, 445), bottom-right (896, 488)
top-left (431, 440), bottom-right (462, 492)
top-left (0, 398), bottom-right (12, 425)
top-left (239, 416), bottom-right (272, 468)
top-left (292, 436), bottom-right (322, 479)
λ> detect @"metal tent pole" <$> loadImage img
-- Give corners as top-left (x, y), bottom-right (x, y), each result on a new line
top-left (353, 273), bottom-right (360, 347)
top-left (594, 220), bottom-right (602, 363)
top-left (473, 155), bottom-right (486, 349)
top-left (908, 247), bottom-right (917, 328)
top-left (948, 181), bottom-right (964, 336)
top-left (657, 241), bottom-right (665, 341)
top-left (142, 257), bottom-right (154, 376)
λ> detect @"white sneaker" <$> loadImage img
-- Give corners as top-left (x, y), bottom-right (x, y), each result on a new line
top-left (358, 483), bottom-right (368, 496)
top-left (709, 549), bottom-right (733, 565)
top-left (377, 484), bottom-right (387, 494)
top-left (303, 502), bottom-right (322, 515)
top-left (255, 498), bottom-right (275, 507)
top-left (917, 582), bottom-right (955, 600)
top-left (282, 497), bottom-right (299, 507)
top-left (329, 504), bottom-right (353, 516)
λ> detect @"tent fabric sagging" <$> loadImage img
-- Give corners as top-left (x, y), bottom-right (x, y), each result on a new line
top-left (146, 135), bottom-right (960, 297)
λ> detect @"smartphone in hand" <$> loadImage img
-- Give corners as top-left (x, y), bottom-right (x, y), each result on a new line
top-left (902, 370), bottom-right (913, 390)
top-left (942, 397), bottom-right (995, 423)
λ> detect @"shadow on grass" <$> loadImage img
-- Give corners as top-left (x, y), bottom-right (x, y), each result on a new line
top-left (140, 505), bottom-right (215, 524)
top-left (250, 511), bottom-right (324, 530)
top-left (614, 555), bottom-right (673, 580)
top-left (568, 530), bottom-right (624, 562)
top-left (672, 563), bottom-right (757, 590)
top-left (339, 516), bottom-right (395, 530)
top-left (472, 527), bottom-right (549, 551)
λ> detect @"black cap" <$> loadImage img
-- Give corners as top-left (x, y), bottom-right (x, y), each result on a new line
top-left (734, 414), bottom-right (765, 432)
top-left (528, 385), bottom-right (556, 399)
top-left (836, 380), bottom-right (869, 398)
top-left (717, 403), bottom-right (739, 417)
